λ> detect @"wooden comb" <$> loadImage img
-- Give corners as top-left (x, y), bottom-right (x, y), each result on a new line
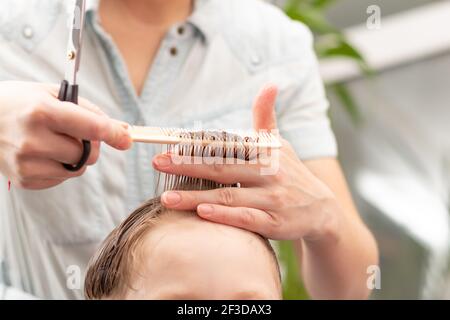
top-left (128, 126), bottom-right (282, 149)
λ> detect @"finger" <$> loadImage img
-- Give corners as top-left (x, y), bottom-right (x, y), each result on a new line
top-left (153, 154), bottom-right (268, 185)
top-left (13, 178), bottom-right (65, 190)
top-left (75, 96), bottom-right (130, 131)
top-left (44, 83), bottom-right (108, 117)
top-left (27, 130), bottom-right (100, 165)
top-left (57, 139), bottom-right (101, 167)
top-left (252, 84), bottom-right (278, 131)
top-left (160, 187), bottom-right (274, 211)
top-left (45, 99), bottom-right (131, 150)
top-left (78, 96), bottom-right (108, 117)
top-left (85, 140), bottom-right (101, 166)
top-left (197, 204), bottom-right (273, 236)
top-left (16, 157), bottom-right (87, 180)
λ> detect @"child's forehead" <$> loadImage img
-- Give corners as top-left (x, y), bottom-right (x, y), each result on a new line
top-left (128, 209), bottom-right (282, 299)
top-left (139, 217), bottom-right (269, 272)
top-left (142, 210), bottom-right (266, 253)
top-left (126, 212), bottom-right (281, 299)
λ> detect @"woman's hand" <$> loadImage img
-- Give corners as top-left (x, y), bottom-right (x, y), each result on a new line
top-left (153, 85), bottom-right (343, 242)
top-left (0, 81), bottom-right (132, 190)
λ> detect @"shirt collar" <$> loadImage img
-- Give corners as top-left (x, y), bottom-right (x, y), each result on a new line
top-left (84, 0), bottom-right (216, 43)
top-left (188, 0), bottom-right (217, 43)
top-left (85, 0), bottom-right (99, 13)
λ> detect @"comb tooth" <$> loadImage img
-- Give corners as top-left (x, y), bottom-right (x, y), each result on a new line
top-left (164, 173), bottom-right (169, 191)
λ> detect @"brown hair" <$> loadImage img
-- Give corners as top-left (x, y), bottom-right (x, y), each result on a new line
top-left (84, 197), bottom-right (164, 299)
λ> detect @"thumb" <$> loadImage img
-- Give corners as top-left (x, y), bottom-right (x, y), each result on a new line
top-left (252, 84), bottom-right (278, 131)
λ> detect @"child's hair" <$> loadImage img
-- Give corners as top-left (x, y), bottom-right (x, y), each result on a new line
top-left (84, 196), bottom-right (280, 299)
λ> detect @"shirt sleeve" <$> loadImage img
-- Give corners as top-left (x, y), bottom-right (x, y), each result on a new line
top-left (276, 24), bottom-right (338, 160)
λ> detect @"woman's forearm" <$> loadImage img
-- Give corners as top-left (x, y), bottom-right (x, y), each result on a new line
top-left (295, 214), bottom-right (379, 299)
top-left (294, 158), bottom-right (379, 299)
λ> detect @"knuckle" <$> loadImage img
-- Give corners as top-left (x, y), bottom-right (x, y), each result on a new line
top-left (238, 208), bottom-right (256, 226)
top-left (267, 215), bottom-right (282, 234)
top-left (267, 215), bottom-right (283, 232)
top-left (17, 138), bottom-right (39, 158)
top-left (91, 119), bottom-right (108, 141)
top-left (25, 100), bottom-right (50, 126)
top-left (268, 188), bottom-right (285, 208)
top-left (212, 162), bottom-right (225, 178)
top-left (218, 188), bottom-right (234, 206)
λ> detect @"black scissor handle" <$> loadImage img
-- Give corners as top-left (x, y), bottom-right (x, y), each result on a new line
top-left (58, 80), bottom-right (91, 172)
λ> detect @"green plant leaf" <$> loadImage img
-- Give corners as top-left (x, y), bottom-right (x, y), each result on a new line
top-left (310, 0), bottom-right (338, 9)
top-left (317, 36), bottom-right (374, 78)
top-left (316, 35), bottom-right (360, 59)
top-left (329, 83), bottom-right (363, 124)
top-left (286, 3), bottom-right (337, 34)
top-left (278, 241), bottom-right (310, 300)
top-left (285, 0), bottom-right (371, 69)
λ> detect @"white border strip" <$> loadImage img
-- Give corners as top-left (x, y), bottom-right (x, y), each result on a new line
top-left (320, 1), bottom-right (450, 84)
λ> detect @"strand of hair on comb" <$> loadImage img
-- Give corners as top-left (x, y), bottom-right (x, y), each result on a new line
top-left (157, 129), bottom-right (259, 193)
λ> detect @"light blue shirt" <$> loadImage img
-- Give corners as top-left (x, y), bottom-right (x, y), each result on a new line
top-left (0, 0), bottom-right (337, 299)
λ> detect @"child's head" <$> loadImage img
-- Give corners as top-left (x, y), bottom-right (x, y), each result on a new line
top-left (84, 197), bottom-right (282, 300)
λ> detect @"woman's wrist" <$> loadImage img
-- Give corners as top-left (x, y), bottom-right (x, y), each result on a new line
top-left (302, 196), bottom-right (345, 247)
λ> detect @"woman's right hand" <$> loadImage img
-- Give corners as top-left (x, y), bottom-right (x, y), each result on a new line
top-left (0, 81), bottom-right (132, 190)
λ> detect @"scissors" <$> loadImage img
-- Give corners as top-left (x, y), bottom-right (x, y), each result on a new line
top-left (58, 0), bottom-right (91, 172)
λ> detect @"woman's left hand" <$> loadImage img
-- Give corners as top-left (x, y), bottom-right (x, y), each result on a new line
top-left (152, 85), bottom-right (343, 241)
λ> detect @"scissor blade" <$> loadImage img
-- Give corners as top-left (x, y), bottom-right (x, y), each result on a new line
top-left (64, 0), bottom-right (86, 84)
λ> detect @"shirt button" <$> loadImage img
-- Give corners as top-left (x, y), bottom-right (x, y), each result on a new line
top-left (170, 47), bottom-right (178, 56)
top-left (177, 26), bottom-right (185, 36)
top-left (251, 54), bottom-right (261, 66)
top-left (22, 25), bottom-right (34, 39)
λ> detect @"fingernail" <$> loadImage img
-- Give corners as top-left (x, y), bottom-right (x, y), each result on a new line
top-left (155, 155), bottom-right (172, 167)
top-left (162, 192), bottom-right (181, 205)
top-left (198, 204), bottom-right (214, 216)
top-left (120, 135), bottom-right (132, 149)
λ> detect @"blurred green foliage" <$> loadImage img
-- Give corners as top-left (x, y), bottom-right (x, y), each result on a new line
top-left (285, 0), bottom-right (371, 123)
top-left (278, 0), bottom-right (371, 299)
top-left (278, 241), bottom-right (310, 299)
